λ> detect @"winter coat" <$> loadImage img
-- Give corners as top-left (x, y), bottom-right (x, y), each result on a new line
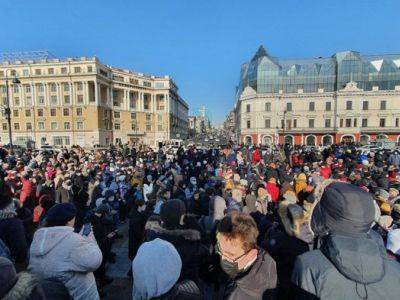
top-left (252, 149), bottom-right (261, 164)
top-left (20, 177), bottom-right (34, 206)
top-left (143, 182), bottom-right (154, 202)
top-left (0, 209), bottom-right (27, 263)
top-left (145, 219), bottom-right (208, 283)
top-left (221, 248), bottom-right (277, 300)
top-left (128, 209), bottom-right (149, 260)
top-left (28, 226), bottom-right (102, 300)
top-left (56, 184), bottom-right (73, 204)
top-left (291, 230), bottom-right (400, 300)
top-left (266, 182), bottom-right (280, 203)
top-left (2, 271), bottom-right (71, 300)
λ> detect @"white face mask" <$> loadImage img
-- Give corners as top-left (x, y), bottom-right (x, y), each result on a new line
top-left (108, 196), bottom-right (115, 202)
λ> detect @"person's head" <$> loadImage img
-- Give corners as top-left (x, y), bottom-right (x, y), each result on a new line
top-left (132, 239), bottom-right (182, 299)
top-left (160, 199), bottom-right (186, 229)
top-left (216, 211), bottom-right (259, 277)
top-left (45, 203), bottom-right (77, 227)
top-left (0, 257), bottom-right (18, 298)
top-left (311, 182), bottom-right (375, 237)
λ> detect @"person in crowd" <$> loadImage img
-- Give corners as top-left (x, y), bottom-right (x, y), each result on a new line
top-left (128, 198), bottom-right (150, 261)
top-left (216, 211), bottom-right (277, 299)
top-left (132, 238), bottom-right (201, 299)
top-left (291, 182), bottom-right (400, 299)
top-left (28, 203), bottom-right (103, 300)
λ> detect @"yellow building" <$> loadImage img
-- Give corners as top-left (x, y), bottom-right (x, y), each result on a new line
top-left (0, 52), bottom-right (188, 148)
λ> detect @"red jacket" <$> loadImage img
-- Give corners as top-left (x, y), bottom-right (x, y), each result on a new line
top-left (20, 177), bottom-right (34, 204)
top-left (252, 149), bottom-right (261, 164)
top-left (266, 182), bottom-right (280, 203)
top-left (320, 166), bottom-right (332, 179)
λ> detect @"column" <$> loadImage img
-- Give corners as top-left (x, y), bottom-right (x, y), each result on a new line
top-left (109, 86), bottom-right (113, 106)
top-left (19, 84), bottom-right (23, 106)
top-left (94, 82), bottom-right (99, 106)
top-left (57, 83), bottom-right (62, 106)
top-left (30, 83), bottom-right (35, 106)
top-left (70, 82), bottom-right (74, 105)
top-left (83, 82), bottom-right (88, 105)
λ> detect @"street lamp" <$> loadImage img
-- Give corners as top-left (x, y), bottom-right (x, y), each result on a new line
top-left (4, 69), bottom-right (21, 154)
top-left (282, 110), bottom-right (287, 144)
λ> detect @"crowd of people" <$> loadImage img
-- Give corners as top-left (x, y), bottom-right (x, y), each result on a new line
top-left (1, 142), bottom-right (400, 299)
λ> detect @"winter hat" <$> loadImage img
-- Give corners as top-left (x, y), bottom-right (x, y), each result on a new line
top-left (46, 203), bottom-right (77, 226)
top-left (232, 189), bottom-right (242, 203)
top-left (103, 189), bottom-right (114, 200)
top-left (386, 229), bottom-right (400, 255)
top-left (160, 199), bottom-right (186, 229)
top-left (311, 182), bottom-right (375, 236)
top-left (391, 204), bottom-right (400, 225)
top-left (375, 189), bottom-right (390, 202)
top-left (96, 204), bottom-right (110, 215)
top-left (0, 180), bottom-right (13, 210)
top-left (95, 197), bottom-right (105, 208)
top-left (257, 188), bottom-right (268, 199)
top-left (377, 215), bottom-right (393, 231)
top-left (380, 202), bottom-right (391, 215)
top-left (297, 173), bottom-right (307, 181)
top-left (132, 239), bottom-right (182, 299)
top-left (0, 257), bottom-right (18, 298)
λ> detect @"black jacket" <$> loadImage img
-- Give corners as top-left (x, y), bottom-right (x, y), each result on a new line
top-left (145, 218), bottom-right (208, 283)
top-left (221, 248), bottom-right (277, 300)
top-left (292, 231), bottom-right (400, 300)
top-left (128, 209), bottom-right (149, 260)
top-left (0, 214), bottom-right (27, 264)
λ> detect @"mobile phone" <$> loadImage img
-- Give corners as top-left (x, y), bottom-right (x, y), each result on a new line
top-left (82, 223), bottom-right (91, 236)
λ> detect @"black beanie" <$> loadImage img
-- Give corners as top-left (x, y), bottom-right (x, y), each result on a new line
top-left (0, 257), bottom-right (18, 298)
top-left (0, 180), bottom-right (13, 210)
top-left (46, 203), bottom-right (77, 227)
top-left (160, 199), bottom-right (186, 229)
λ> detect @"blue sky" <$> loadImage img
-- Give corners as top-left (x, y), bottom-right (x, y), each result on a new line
top-left (1, 0), bottom-right (400, 124)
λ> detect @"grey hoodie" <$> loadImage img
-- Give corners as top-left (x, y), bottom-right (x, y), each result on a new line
top-left (28, 226), bottom-right (102, 300)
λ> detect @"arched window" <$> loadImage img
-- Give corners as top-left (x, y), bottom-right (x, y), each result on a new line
top-left (244, 136), bottom-right (253, 145)
top-left (263, 135), bottom-right (272, 145)
top-left (306, 135), bottom-right (316, 146)
top-left (322, 135), bottom-right (333, 146)
top-left (284, 135), bottom-right (294, 145)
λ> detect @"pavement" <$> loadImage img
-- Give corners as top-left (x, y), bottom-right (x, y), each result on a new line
top-left (102, 223), bottom-right (132, 300)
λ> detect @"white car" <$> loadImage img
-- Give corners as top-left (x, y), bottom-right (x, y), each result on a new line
top-left (39, 145), bottom-right (59, 154)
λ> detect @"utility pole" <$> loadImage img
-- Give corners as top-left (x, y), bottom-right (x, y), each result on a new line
top-left (4, 69), bottom-right (20, 155)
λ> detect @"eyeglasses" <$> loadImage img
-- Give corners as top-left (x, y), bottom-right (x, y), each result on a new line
top-left (215, 241), bottom-right (251, 263)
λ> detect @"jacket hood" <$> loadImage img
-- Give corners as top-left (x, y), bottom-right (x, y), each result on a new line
top-left (30, 226), bottom-right (73, 256)
top-left (320, 231), bottom-right (386, 284)
top-left (145, 219), bottom-right (201, 241)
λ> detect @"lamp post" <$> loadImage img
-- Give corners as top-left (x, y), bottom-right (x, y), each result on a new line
top-left (282, 110), bottom-right (287, 145)
top-left (4, 69), bottom-right (21, 155)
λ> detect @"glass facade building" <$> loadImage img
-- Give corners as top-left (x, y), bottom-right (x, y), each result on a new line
top-left (237, 46), bottom-right (400, 96)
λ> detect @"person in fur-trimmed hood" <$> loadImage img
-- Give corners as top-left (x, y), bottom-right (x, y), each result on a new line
top-left (144, 199), bottom-right (209, 283)
top-left (263, 199), bottom-right (313, 300)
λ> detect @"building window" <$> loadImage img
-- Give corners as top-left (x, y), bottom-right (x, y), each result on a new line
top-left (74, 67), bottom-right (81, 73)
top-left (64, 122), bottom-right (70, 130)
top-left (246, 104), bottom-right (250, 113)
top-left (396, 118), bottom-right (399, 127)
top-left (146, 114), bottom-right (151, 121)
top-left (38, 122), bottom-right (44, 130)
top-left (76, 108), bottom-right (82, 116)
top-left (37, 109), bottom-right (43, 117)
top-left (50, 109), bottom-right (56, 116)
top-left (26, 123), bottom-right (32, 131)
top-left (25, 85), bottom-right (31, 93)
top-left (63, 108), bottom-right (70, 116)
top-left (158, 125), bottom-right (163, 131)
top-left (157, 115), bottom-right (162, 122)
top-left (340, 118), bottom-right (344, 127)
top-left (50, 122), bottom-right (57, 130)
top-left (308, 119), bottom-right (315, 128)
top-left (14, 123), bottom-right (20, 130)
top-left (77, 82), bottom-right (83, 91)
top-left (325, 102), bottom-right (331, 111)
top-left (26, 97), bottom-right (32, 106)
top-left (25, 109), bottom-right (31, 117)
top-left (77, 95), bottom-right (84, 104)
top-left (380, 100), bottom-right (387, 110)
top-left (345, 118), bottom-right (352, 127)
top-left (346, 100), bottom-right (352, 110)
top-left (13, 110), bottom-right (19, 117)
top-left (64, 95), bottom-right (70, 105)
top-left (265, 102), bottom-right (271, 112)
top-left (35, 69), bottom-right (41, 75)
top-left (281, 120), bottom-right (284, 129)
top-left (2, 123), bottom-right (7, 131)
top-left (114, 123), bottom-right (120, 130)
top-left (146, 124), bottom-right (151, 131)
top-left (13, 85), bottom-right (19, 93)
top-left (50, 84), bottom-right (57, 92)
top-left (354, 118), bottom-right (357, 127)
top-left (325, 119), bottom-right (331, 128)
top-left (114, 111), bottom-right (121, 118)
top-left (14, 97), bottom-right (20, 106)
top-left (61, 67), bottom-right (67, 74)
top-left (87, 66), bottom-right (93, 72)
top-left (309, 102), bottom-right (315, 111)
top-left (380, 118), bottom-right (386, 127)
top-left (286, 103), bottom-right (292, 112)
top-left (265, 119), bottom-right (271, 128)
top-left (293, 119), bottom-right (297, 128)
top-left (38, 96), bottom-right (45, 105)
top-left (64, 83), bottom-right (70, 92)
top-left (361, 118), bottom-right (368, 128)
top-left (48, 68), bottom-right (54, 75)
top-left (51, 96), bottom-right (58, 105)
top-left (77, 121), bottom-right (83, 130)
top-left (131, 123), bottom-right (137, 130)
top-left (246, 120), bottom-right (251, 129)
top-left (22, 69), bottom-right (29, 76)
top-left (38, 84), bottom-right (44, 92)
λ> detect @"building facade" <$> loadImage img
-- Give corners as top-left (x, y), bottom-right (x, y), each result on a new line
top-left (235, 46), bottom-right (400, 146)
top-left (0, 53), bottom-right (188, 148)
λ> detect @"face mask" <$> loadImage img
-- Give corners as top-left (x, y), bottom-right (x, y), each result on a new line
top-left (108, 196), bottom-right (115, 202)
top-left (220, 259), bottom-right (240, 278)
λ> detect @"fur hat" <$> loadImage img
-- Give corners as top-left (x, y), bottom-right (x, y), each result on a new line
top-left (377, 215), bottom-right (393, 231)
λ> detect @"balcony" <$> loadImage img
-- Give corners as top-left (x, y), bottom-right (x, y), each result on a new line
top-left (278, 127), bottom-right (337, 134)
